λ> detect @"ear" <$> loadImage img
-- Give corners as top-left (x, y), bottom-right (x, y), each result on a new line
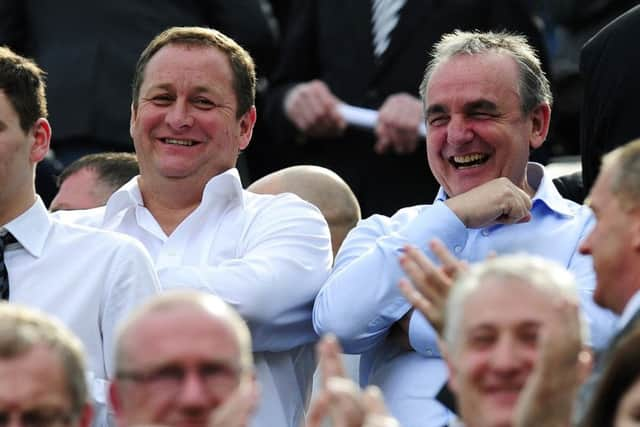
top-left (577, 347), bottom-right (593, 385)
top-left (77, 402), bottom-right (94, 427)
top-left (29, 118), bottom-right (51, 163)
top-left (129, 103), bottom-right (137, 139)
top-left (628, 209), bottom-right (640, 252)
top-left (528, 103), bottom-right (551, 150)
top-left (237, 106), bottom-right (256, 151)
top-left (108, 381), bottom-right (124, 420)
top-left (440, 342), bottom-right (459, 394)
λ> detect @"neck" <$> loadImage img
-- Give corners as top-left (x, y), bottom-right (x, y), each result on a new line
top-left (138, 176), bottom-right (205, 236)
top-left (0, 189), bottom-right (37, 227)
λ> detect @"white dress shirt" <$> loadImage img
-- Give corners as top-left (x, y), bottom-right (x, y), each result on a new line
top-left (4, 198), bottom-right (161, 426)
top-left (57, 168), bottom-right (333, 427)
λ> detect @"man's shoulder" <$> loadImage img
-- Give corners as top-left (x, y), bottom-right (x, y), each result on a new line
top-left (242, 189), bottom-right (327, 221)
top-left (48, 214), bottom-right (147, 255)
top-left (356, 204), bottom-right (429, 232)
top-left (51, 206), bottom-right (106, 228)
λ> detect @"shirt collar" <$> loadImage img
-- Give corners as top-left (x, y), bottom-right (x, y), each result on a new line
top-left (434, 162), bottom-right (575, 218)
top-left (3, 197), bottom-right (51, 258)
top-left (618, 290), bottom-right (640, 331)
top-left (103, 168), bottom-right (245, 222)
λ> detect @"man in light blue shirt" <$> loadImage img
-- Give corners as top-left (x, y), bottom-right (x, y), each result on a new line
top-left (313, 30), bottom-right (617, 427)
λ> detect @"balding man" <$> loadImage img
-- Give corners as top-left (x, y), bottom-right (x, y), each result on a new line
top-left (249, 165), bottom-right (361, 257)
top-left (0, 302), bottom-right (93, 427)
top-left (110, 291), bottom-right (259, 427)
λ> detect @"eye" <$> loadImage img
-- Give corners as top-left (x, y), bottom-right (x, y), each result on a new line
top-left (193, 97), bottom-right (215, 109)
top-left (470, 111), bottom-right (494, 120)
top-left (468, 332), bottom-right (496, 350)
top-left (150, 94), bottom-right (173, 106)
top-left (428, 115), bottom-right (448, 127)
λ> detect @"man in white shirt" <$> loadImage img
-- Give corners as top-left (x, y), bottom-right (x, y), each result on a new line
top-left (0, 46), bottom-right (161, 426)
top-left (59, 27), bottom-right (333, 427)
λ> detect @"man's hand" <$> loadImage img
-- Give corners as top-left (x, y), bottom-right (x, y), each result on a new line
top-left (284, 80), bottom-right (346, 138)
top-left (445, 177), bottom-right (533, 228)
top-left (306, 335), bottom-right (400, 427)
top-left (374, 93), bottom-right (424, 155)
top-left (513, 299), bottom-right (592, 427)
top-left (398, 239), bottom-right (467, 336)
top-left (208, 379), bottom-right (260, 427)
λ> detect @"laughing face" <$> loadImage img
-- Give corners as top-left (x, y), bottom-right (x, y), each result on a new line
top-left (424, 52), bottom-right (548, 197)
top-left (130, 43), bottom-right (256, 186)
top-left (446, 278), bottom-right (552, 427)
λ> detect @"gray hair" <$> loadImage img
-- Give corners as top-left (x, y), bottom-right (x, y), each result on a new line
top-left (114, 290), bottom-right (253, 374)
top-left (443, 254), bottom-right (586, 348)
top-left (419, 30), bottom-right (552, 114)
top-left (600, 138), bottom-right (640, 211)
top-left (0, 303), bottom-right (88, 416)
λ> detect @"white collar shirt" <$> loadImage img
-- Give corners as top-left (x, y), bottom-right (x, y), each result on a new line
top-left (57, 168), bottom-right (333, 427)
top-left (3, 197), bottom-right (161, 425)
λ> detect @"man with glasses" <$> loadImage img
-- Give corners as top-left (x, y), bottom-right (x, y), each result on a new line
top-left (0, 303), bottom-right (93, 427)
top-left (109, 291), bottom-right (258, 427)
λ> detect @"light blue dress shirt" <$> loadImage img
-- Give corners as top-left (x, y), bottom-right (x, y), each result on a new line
top-left (313, 163), bottom-right (618, 427)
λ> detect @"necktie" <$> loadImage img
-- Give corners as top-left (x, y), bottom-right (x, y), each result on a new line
top-left (0, 231), bottom-right (15, 300)
top-left (371, 0), bottom-right (406, 57)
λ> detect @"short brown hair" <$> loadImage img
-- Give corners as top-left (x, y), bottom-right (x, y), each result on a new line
top-left (131, 26), bottom-right (256, 118)
top-left (0, 46), bottom-right (48, 132)
top-left (57, 152), bottom-right (139, 191)
top-left (0, 303), bottom-right (88, 416)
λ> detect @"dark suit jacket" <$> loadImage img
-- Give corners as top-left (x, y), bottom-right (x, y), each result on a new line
top-left (580, 4), bottom-right (640, 194)
top-left (264, 0), bottom-right (549, 216)
top-left (0, 0), bottom-right (276, 151)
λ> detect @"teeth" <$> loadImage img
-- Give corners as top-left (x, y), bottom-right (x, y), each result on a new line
top-left (453, 153), bottom-right (486, 164)
top-left (163, 138), bottom-right (195, 146)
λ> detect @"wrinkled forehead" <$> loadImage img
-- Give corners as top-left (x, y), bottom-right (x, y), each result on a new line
top-left (426, 52), bottom-right (521, 103)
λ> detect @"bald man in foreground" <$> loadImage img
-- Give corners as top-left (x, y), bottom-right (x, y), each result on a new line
top-left (249, 165), bottom-right (361, 257)
top-left (110, 291), bottom-right (259, 427)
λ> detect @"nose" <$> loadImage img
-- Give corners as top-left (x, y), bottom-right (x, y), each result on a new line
top-left (165, 100), bottom-right (194, 130)
top-left (489, 336), bottom-right (521, 375)
top-left (446, 116), bottom-right (473, 146)
top-left (176, 371), bottom-right (210, 410)
top-left (579, 232), bottom-right (592, 255)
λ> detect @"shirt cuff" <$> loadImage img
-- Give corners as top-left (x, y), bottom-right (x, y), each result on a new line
top-left (409, 310), bottom-right (442, 358)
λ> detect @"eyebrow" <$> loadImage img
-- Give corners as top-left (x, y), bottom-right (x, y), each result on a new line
top-left (425, 104), bottom-right (447, 118)
top-left (426, 99), bottom-right (499, 119)
top-left (464, 99), bottom-right (498, 113)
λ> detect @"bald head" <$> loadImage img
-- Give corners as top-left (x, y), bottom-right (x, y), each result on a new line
top-left (249, 166), bottom-right (361, 256)
top-left (110, 291), bottom-right (254, 427)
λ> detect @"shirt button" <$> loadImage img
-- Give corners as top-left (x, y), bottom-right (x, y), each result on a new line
top-left (454, 245), bottom-right (462, 253)
top-left (426, 349), bottom-right (433, 356)
top-left (481, 230), bottom-right (489, 236)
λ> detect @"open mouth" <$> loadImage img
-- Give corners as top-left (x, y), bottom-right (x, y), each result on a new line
top-left (161, 138), bottom-right (198, 147)
top-left (449, 153), bottom-right (489, 169)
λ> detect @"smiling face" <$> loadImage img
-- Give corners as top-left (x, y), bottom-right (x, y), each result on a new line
top-left (130, 43), bottom-right (256, 188)
top-left (424, 52), bottom-right (549, 197)
top-left (446, 278), bottom-right (553, 427)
